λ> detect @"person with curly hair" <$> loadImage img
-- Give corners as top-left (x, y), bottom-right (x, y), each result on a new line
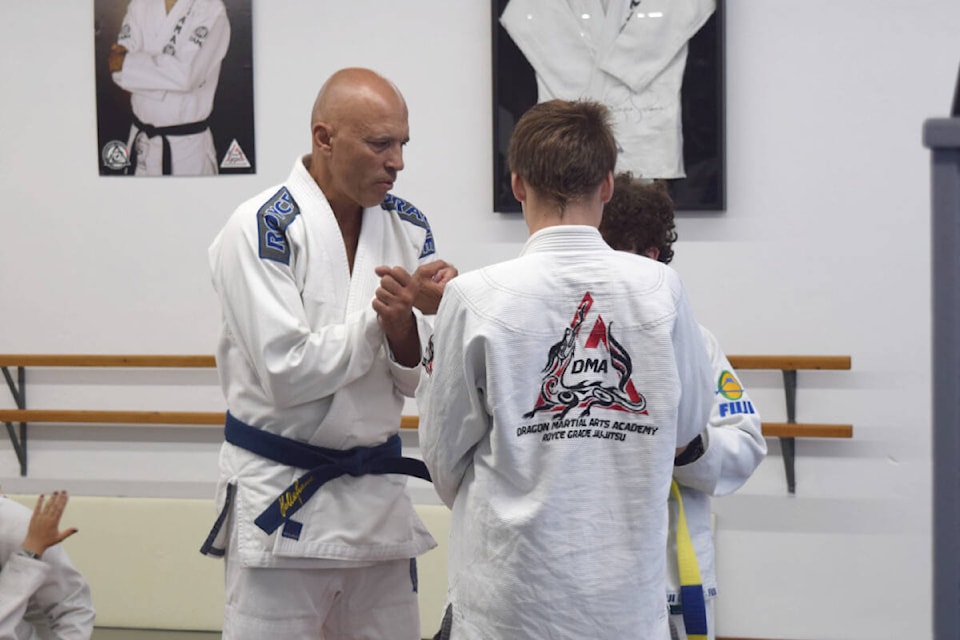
top-left (600, 173), bottom-right (767, 640)
top-left (599, 173), bottom-right (678, 263)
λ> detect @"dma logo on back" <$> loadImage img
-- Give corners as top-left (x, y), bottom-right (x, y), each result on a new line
top-left (524, 292), bottom-right (648, 421)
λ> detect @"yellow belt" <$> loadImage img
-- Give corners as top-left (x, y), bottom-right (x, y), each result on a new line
top-left (671, 479), bottom-right (708, 639)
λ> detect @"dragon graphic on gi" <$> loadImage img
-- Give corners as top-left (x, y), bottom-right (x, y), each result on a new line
top-left (524, 292), bottom-right (648, 420)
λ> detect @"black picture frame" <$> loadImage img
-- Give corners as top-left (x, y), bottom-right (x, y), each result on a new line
top-left (492, 0), bottom-right (726, 212)
top-left (952, 57), bottom-right (960, 117)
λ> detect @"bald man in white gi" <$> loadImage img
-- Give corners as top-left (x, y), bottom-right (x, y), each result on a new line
top-left (204, 67), bottom-right (455, 640)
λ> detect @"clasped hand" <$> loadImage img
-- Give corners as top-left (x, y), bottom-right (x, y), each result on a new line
top-left (372, 260), bottom-right (457, 367)
top-left (410, 260), bottom-right (458, 315)
top-left (372, 259), bottom-right (457, 323)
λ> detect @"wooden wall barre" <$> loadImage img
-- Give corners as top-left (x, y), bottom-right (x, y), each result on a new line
top-left (1, 354), bottom-right (852, 492)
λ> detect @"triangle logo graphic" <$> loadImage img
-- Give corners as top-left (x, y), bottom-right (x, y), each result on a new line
top-left (524, 292), bottom-right (648, 420)
top-left (220, 139), bottom-right (252, 169)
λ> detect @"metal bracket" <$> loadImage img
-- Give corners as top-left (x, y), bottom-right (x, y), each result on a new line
top-left (781, 369), bottom-right (797, 494)
top-left (2, 366), bottom-right (27, 476)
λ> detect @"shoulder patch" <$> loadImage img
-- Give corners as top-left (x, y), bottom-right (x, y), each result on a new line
top-left (257, 187), bottom-right (300, 265)
top-left (717, 370), bottom-right (744, 400)
top-left (381, 194), bottom-right (436, 259)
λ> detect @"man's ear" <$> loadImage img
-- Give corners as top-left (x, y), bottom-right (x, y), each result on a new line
top-left (313, 121), bottom-right (333, 152)
top-left (511, 172), bottom-right (527, 203)
top-left (599, 171), bottom-right (614, 204)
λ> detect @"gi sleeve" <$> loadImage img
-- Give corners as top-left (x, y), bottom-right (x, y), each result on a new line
top-left (209, 208), bottom-right (383, 410)
top-left (673, 327), bottom-right (767, 496)
top-left (383, 309), bottom-right (433, 399)
top-left (417, 282), bottom-right (491, 508)
top-left (0, 555), bottom-right (48, 638)
top-left (25, 544), bottom-right (95, 640)
top-left (382, 246), bottom-right (444, 398)
top-left (115, 1), bottom-right (144, 53)
top-left (669, 276), bottom-right (714, 450)
top-left (113, 0), bottom-right (230, 96)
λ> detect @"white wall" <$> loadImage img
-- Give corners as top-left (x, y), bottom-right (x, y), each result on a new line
top-left (1, 1), bottom-right (956, 638)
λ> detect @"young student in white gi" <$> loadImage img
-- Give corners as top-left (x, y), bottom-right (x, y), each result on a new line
top-left (600, 174), bottom-right (767, 640)
top-left (109, 0), bottom-right (230, 176)
top-left (0, 490), bottom-right (95, 639)
top-left (417, 99), bottom-right (714, 639)
top-left (203, 67), bottom-right (456, 640)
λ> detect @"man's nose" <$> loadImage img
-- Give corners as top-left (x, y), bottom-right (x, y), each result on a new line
top-left (386, 144), bottom-right (404, 172)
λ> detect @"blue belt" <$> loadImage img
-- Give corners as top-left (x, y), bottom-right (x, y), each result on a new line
top-left (224, 412), bottom-right (431, 540)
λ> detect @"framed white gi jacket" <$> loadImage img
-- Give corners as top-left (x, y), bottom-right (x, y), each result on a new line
top-left (501, 0), bottom-right (715, 180)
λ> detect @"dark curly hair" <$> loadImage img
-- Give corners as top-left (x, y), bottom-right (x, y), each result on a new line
top-left (599, 172), bottom-right (677, 264)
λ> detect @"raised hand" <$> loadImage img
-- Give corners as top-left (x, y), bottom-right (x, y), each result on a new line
top-left (21, 491), bottom-right (78, 558)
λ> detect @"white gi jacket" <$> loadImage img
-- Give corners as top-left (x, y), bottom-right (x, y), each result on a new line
top-left (112, 0), bottom-right (230, 175)
top-left (501, 0), bottom-right (715, 179)
top-left (207, 156), bottom-right (437, 567)
top-left (667, 327), bottom-right (767, 615)
top-left (418, 226), bottom-right (714, 639)
top-left (0, 496), bottom-right (95, 640)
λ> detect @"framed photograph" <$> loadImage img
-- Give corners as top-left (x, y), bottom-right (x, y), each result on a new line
top-left (492, 0), bottom-right (725, 212)
top-left (94, 0), bottom-right (256, 177)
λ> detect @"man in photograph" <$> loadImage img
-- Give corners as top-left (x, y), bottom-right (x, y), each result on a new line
top-left (108, 0), bottom-right (231, 176)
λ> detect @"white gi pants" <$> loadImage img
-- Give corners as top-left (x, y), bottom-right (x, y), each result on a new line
top-left (222, 521), bottom-right (420, 640)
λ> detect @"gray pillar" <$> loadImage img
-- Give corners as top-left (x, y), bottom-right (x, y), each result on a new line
top-left (924, 117), bottom-right (960, 640)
